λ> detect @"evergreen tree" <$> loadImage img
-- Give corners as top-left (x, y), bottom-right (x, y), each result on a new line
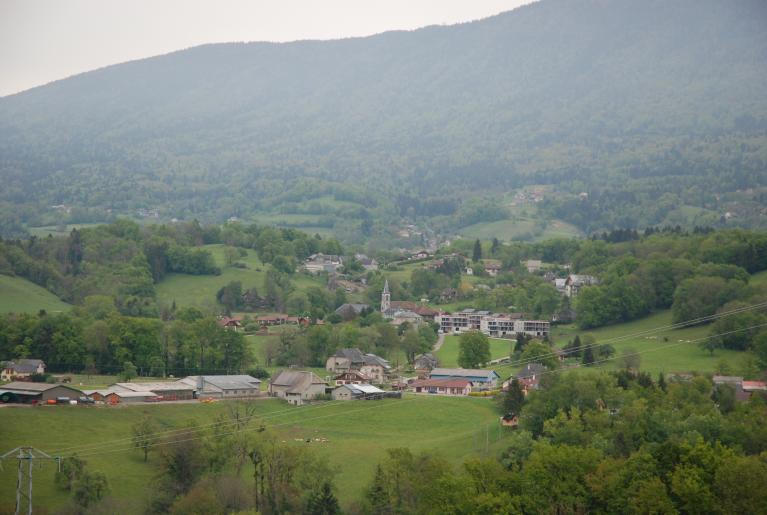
top-left (502, 378), bottom-right (526, 415)
top-left (307, 481), bottom-right (341, 515)
top-left (473, 239), bottom-right (482, 262)
top-left (658, 372), bottom-right (667, 392)
top-left (367, 465), bottom-right (391, 515)
top-left (582, 345), bottom-right (595, 366)
top-left (491, 237), bottom-right (500, 255)
top-left (514, 333), bottom-right (528, 354)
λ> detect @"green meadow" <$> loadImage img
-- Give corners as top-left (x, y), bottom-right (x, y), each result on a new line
top-left (0, 274), bottom-right (71, 314)
top-left (155, 244), bottom-right (325, 310)
top-left (0, 395), bottom-right (504, 513)
top-left (434, 335), bottom-right (512, 368)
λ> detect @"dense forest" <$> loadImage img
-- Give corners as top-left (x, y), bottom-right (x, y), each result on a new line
top-left (1, 0), bottom-right (766, 240)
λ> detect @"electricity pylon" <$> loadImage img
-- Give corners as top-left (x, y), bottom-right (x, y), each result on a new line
top-left (1, 447), bottom-right (60, 515)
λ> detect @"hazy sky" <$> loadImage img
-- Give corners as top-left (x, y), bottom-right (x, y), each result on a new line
top-left (0, 0), bottom-right (534, 97)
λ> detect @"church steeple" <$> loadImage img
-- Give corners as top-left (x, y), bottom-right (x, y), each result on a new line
top-left (381, 279), bottom-right (391, 313)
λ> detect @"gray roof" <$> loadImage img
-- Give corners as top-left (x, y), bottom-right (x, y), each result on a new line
top-left (363, 354), bottom-right (391, 369)
top-left (270, 370), bottom-right (327, 393)
top-left (516, 363), bottom-right (547, 379)
top-left (335, 303), bottom-right (370, 315)
top-left (335, 384), bottom-right (385, 395)
top-left (430, 368), bottom-right (499, 380)
top-left (111, 382), bottom-right (195, 392)
top-left (192, 375), bottom-right (261, 391)
top-left (3, 359), bottom-right (45, 374)
top-left (1, 381), bottom-right (81, 393)
top-left (334, 348), bottom-right (367, 364)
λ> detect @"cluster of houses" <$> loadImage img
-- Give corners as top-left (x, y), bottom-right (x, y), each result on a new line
top-left (217, 314), bottom-right (314, 333)
top-left (712, 375), bottom-right (767, 401)
top-left (302, 253), bottom-right (379, 274)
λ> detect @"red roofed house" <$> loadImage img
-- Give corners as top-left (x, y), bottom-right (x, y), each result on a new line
top-left (217, 316), bottom-right (243, 331)
top-left (410, 378), bottom-right (472, 396)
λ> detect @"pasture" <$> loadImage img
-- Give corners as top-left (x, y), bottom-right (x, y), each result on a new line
top-left (0, 274), bottom-right (71, 314)
top-left (434, 335), bottom-right (513, 368)
top-left (0, 395), bottom-right (504, 513)
top-left (155, 244), bottom-right (325, 310)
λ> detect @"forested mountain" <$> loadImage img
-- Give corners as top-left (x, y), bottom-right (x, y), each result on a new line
top-left (1, 0), bottom-right (766, 239)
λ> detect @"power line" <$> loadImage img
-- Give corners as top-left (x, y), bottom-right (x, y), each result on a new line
top-left (62, 321), bottom-right (767, 461)
top-left (493, 299), bottom-right (767, 371)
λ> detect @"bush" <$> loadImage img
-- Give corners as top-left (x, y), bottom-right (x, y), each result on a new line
top-left (249, 366), bottom-right (271, 380)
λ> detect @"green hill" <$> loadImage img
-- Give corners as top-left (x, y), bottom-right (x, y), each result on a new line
top-left (1, 0), bottom-right (766, 238)
top-left (0, 274), bottom-right (71, 314)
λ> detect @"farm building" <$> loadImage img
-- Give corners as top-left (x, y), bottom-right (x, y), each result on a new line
top-left (178, 375), bottom-right (262, 399)
top-left (217, 316), bottom-right (243, 331)
top-left (103, 391), bottom-right (158, 404)
top-left (0, 382), bottom-right (82, 404)
top-left (429, 368), bottom-right (500, 389)
top-left (82, 390), bottom-right (112, 402)
top-left (325, 348), bottom-right (391, 384)
top-left (410, 378), bottom-right (472, 396)
top-left (268, 370), bottom-right (327, 405)
top-left (109, 382), bottom-right (195, 400)
top-left (333, 370), bottom-right (371, 386)
top-left (332, 384), bottom-right (386, 401)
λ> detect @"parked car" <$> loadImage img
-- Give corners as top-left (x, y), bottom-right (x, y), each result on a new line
top-left (56, 397), bottom-right (71, 404)
top-left (78, 396), bottom-right (95, 404)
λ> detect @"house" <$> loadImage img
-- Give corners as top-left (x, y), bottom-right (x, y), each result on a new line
top-left (0, 382), bottom-right (82, 404)
top-left (712, 376), bottom-right (767, 401)
top-left (326, 348), bottom-right (391, 383)
top-left (564, 274), bottom-right (599, 298)
top-left (484, 263), bottom-right (502, 277)
top-left (335, 303), bottom-right (370, 320)
top-left (355, 254), bottom-right (379, 271)
top-left (465, 266), bottom-right (474, 276)
top-left (268, 371), bottom-right (327, 405)
top-left (501, 413), bottom-right (519, 427)
top-left (414, 353), bottom-right (439, 376)
top-left (429, 368), bottom-right (500, 389)
top-left (332, 383), bottom-right (386, 401)
top-left (178, 375), bottom-right (262, 399)
top-left (304, 254), bottom-right (344, 274)
top-left (553, 278), bottom-right (567, 294)
top-left (410, 378), bottom-right (472, 396)
top-left (1, 359), bottom-right (46, 381)
top-left (525, 260), bottom-right (542, 273)
top-left (507, 363), bottom-right (547, 394)
top-left (217, 316), bottom-right (243, 331)
top-left (333, 370), bottom-right (371, 386)
top-left (256, 314), bottom-right (290, 326)
top-left (409, 251), bottom-right (431, 261)
top-left (109, 382), bottom-right (195, 401)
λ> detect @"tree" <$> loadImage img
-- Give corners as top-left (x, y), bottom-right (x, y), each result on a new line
top-left (619, 349), bottom-right (641, 371)
top-left (582, 345), bottom-right (595, 366)
top-left (132, 414), bottom-right (156, 462)
top-left (500, 378), bottom-right (525, 416)
top-left (521, 341), bottom-right (559, 370)
top-left (473, 239), bottom-right (482, 262)
top-left (491, 238), bottom-right (500, 255)
top-left (458, 331), bottom-right (490, 368)
top-left (55, 455), bottom-right (86, 491)
top-left (121, 361), bottom-right (137, 381)
top-left (73, 471), bottom-right (110, 509)
top-left (306, 481), bottom-right (341, 515)
top-left (216, 281), bottom-right (243, 312)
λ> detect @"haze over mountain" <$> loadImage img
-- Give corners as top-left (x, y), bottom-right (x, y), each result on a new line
top-left (1, 0), bottom-right (766, 240)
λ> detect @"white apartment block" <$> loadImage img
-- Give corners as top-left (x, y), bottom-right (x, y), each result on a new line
top-left (436, 309), bottom-right (549, 338)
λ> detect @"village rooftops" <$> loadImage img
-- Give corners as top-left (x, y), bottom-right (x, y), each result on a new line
top-left (516, 363), bottom-right (547, 379)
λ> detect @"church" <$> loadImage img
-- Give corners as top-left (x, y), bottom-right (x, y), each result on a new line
top-left (380, 280), bottom-right (438, 325)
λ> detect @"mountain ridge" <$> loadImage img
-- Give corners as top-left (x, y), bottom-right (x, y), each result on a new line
top-left (1, 0), bottom-right (766, 239)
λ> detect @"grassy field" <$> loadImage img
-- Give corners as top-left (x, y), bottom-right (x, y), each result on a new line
top-left (27, 223), bottom-right (103, 238)
top-left (488, 309), bottom-right (754, 380)
top-left (0, 274), bottom-right (72, 314)
top-left (0, 396), bottom-right (505, 513)
top-left (435, 335), bottom-right (513, 368)
top-left (457, 217), bottom-right (582, 242)
top-left (155, 244), bottom-right (325, 310)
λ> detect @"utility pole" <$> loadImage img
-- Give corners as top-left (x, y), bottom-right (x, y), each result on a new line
top-left (1, 447), bottom-right (60, 515)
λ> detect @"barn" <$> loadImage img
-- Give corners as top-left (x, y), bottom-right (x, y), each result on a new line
top-left (0, 382), bottom-right (83, 404)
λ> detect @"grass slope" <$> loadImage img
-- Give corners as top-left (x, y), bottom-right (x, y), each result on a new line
top-left (0, 274), bottom-right (71, 314)
top-left (490, 309), bottom-right (754, 379)
top-left (155, 244), bottom-right (324, 310)
top-left (435, 335), bottom-right (513, 368)
top-left (0, 396), bottom-right (504, 513)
